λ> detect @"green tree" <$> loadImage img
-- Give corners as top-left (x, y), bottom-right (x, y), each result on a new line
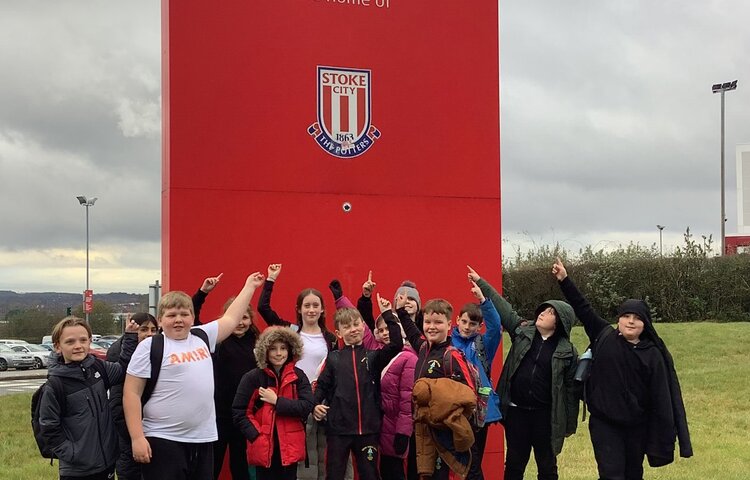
top-left (73, 301), bottom-right (117, 335)
top-left (1, 308), bottom-right (59, 343)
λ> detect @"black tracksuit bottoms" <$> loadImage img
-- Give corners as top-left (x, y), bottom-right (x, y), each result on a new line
top-left (380, 454), bottom-right (406, 480)
top-left (326, 433), bottom-right (380, 480)
top-left (213, 417), bottom-right (250, 480)
top-left (466, 423), bottom-right (489, 480)
top-left (588, 415), bottom-right (647, 480)
top-left (256, 432), bottom-right (297, 480)
top-left (503, 406), bottom-right (558, 480)
top-left (141, 437), bottom-right (213, 480)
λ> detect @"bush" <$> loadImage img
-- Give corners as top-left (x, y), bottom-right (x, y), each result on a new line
top-left (502, 229), bottom-right (750, 322)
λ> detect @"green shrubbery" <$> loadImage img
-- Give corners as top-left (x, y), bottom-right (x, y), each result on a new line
top-left (502, 229), bottom-right (750, 323)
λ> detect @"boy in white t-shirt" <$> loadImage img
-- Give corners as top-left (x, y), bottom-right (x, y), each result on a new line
top-left (123, 272), bottom-right (265, 480)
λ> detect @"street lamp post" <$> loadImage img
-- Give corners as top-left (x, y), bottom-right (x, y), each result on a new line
top-left (76, 196), bottom-right (98, 323)
top-left (656, 225), bottom-right (665, 257)
top-left (712, 80), bottom-right (738, 256)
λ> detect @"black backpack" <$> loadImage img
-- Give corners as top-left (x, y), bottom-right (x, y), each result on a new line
top-left (31, 360), bottom-right (110, 462)
top-left (141, 328), bottom-right (210, 405)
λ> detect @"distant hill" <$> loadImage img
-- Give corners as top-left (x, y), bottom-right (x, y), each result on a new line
top-left (0, 291), bottom-right (148, 318)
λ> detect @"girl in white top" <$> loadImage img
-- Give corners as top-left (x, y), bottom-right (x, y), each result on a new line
top-left (256, 264), bottom-right (351, 480)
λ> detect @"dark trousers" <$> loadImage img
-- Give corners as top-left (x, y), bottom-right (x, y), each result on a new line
top-left (142, 437), bottom-right (214, 480)
top-left (380, 454), bottom-right (406, 480)
top-left (59, 465), bottom-right (115, 480)
top-left (213, 417), bottom-right (250, 480)
top-left (114, 417), bottom-right (141, 480)
top-left (466, 424), bottom-right (489, 480)
top-left (589, 415), bottom-right (647, 480)
top-left (503, 406), bottom-right (558, 480)
top-left (406, 433), bottom-right (418, 480)
top-left (326, 434), bottom-right (380, 480)
top-left (256, 432), bottom-right (297, 480)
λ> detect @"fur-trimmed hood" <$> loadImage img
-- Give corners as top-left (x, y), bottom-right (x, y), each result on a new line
top-left (254, 326), bottom-right (304, 369)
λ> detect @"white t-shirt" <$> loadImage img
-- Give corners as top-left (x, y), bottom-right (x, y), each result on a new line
top-left (296, 331), bottom-right (329, 382)
top-left (127, 322), bottom-right (219, 442)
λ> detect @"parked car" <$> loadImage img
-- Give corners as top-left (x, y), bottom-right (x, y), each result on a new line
top-left (11, 344), bottom-right (51, 369)
top-left (89, 342), bottom-right (109, 361)
top-left (0, 339), bottom-right (29, 345)
top-left (39, 343), bottom-right (54, 352)
top-left (95, 339), bottom-right (116, 349)
top-left (0, 344), bottom-right (36, 371)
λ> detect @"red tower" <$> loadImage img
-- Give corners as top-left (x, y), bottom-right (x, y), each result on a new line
top-left (162, 0), bottom-right (502, 476)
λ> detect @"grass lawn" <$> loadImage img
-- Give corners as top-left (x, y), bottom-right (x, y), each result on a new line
top-left (1, 323), bottom-right (749, 479)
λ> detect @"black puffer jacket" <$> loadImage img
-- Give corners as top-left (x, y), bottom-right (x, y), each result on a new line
top-left (40, 333), bottom-right (137, 476)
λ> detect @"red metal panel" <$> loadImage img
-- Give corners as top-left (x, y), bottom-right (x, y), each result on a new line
top-left (162, 0), bottom-right (503, 477)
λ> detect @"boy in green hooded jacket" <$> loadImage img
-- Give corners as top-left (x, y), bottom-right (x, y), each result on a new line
top-left (468, 266), bottom-right (579, 480)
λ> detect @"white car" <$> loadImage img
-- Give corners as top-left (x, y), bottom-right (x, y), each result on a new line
top-left (0, 344), bottom-right (36, 371)
top-left (11, 344), bottom-right (51, 369)
top-left (0, 339), bottom-right (29, 345)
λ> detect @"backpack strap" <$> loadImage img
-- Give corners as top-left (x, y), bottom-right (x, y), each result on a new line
top-left (142, 327), bottom-right (211, 405)
top-left (473, 335), bottom-right (491, 380)
top-left (191, 327), bottom-right (210, 349)
top-left (142, 333), bottom-right (164, 405)
top-left (46, 375), bottom-right (66, 415)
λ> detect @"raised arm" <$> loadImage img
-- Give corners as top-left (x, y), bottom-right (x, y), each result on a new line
top-left (330, 279), bottom-right (356, 309)
top-left (394, 291), bottom-right (424, 351)
top-left (374, 298), bottom-right (405, 372)
top-left (357, 271), bottom-right (377, 330)
top-left (216, 273), bottom-right (265, 342)
top-left (192, 273), bottom-right (223, 325)
top-left (552, 258), bottom-right (609, 341)
top-left (257, 264), bottom-right (291, 327)
top-left (103, 321), bottom-right (139, 384)
top-left (476, 286), bottom-right (502, 365)
top-left (468, 265), bottom-right (525, 338)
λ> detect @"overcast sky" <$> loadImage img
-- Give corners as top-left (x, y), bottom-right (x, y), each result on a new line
top-left (1, 1), bottom-right (748, 293)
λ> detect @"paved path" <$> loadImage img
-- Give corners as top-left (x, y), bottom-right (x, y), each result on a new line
top-left (0, 377), bottom-right (45, 396)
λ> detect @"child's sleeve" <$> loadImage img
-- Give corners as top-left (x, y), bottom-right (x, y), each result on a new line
top-left (357, 294), bottom-right (376, 331)
top-left (103, 332), bottom-right (138, 384)
top-left (257, 280), bottom-right (291, 327)
top-left (334, 295), bottom-right (356, 310)
top-left (396, 354), bottom-right (417, 437)
top-left (38, 382), bottom-right (74, 462)
top-left (563, 353), bottom-right (580, 436)
top-left (476, 277), bottom-right (524, 339)
top-left (126, 338), bottom-right (153, 379)
top-left (558, 276), bottom-right (609, 342)
top-left (374, 310), bottom-right (405, 372)
top-left (313, 354), bottom-right (335, 405)
top-left (232, 371), bottom-right (261, 442)
top-left (396, 307), bottom-right (424, 351)
top-left (192, 289), bottom-right (208, 325)
top-left (276, 369), bottom-right (314, 420)
top-left (480, 299), bottom-right (502, 365)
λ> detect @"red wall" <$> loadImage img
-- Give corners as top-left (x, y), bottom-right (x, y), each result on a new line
top-left (162, 0), bottom-right (503, 476)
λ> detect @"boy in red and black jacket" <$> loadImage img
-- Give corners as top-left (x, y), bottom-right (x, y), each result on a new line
top-left (399, 296), bottom-right (477, 480)
top-left (312, 296), bottom-right (404, 480)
